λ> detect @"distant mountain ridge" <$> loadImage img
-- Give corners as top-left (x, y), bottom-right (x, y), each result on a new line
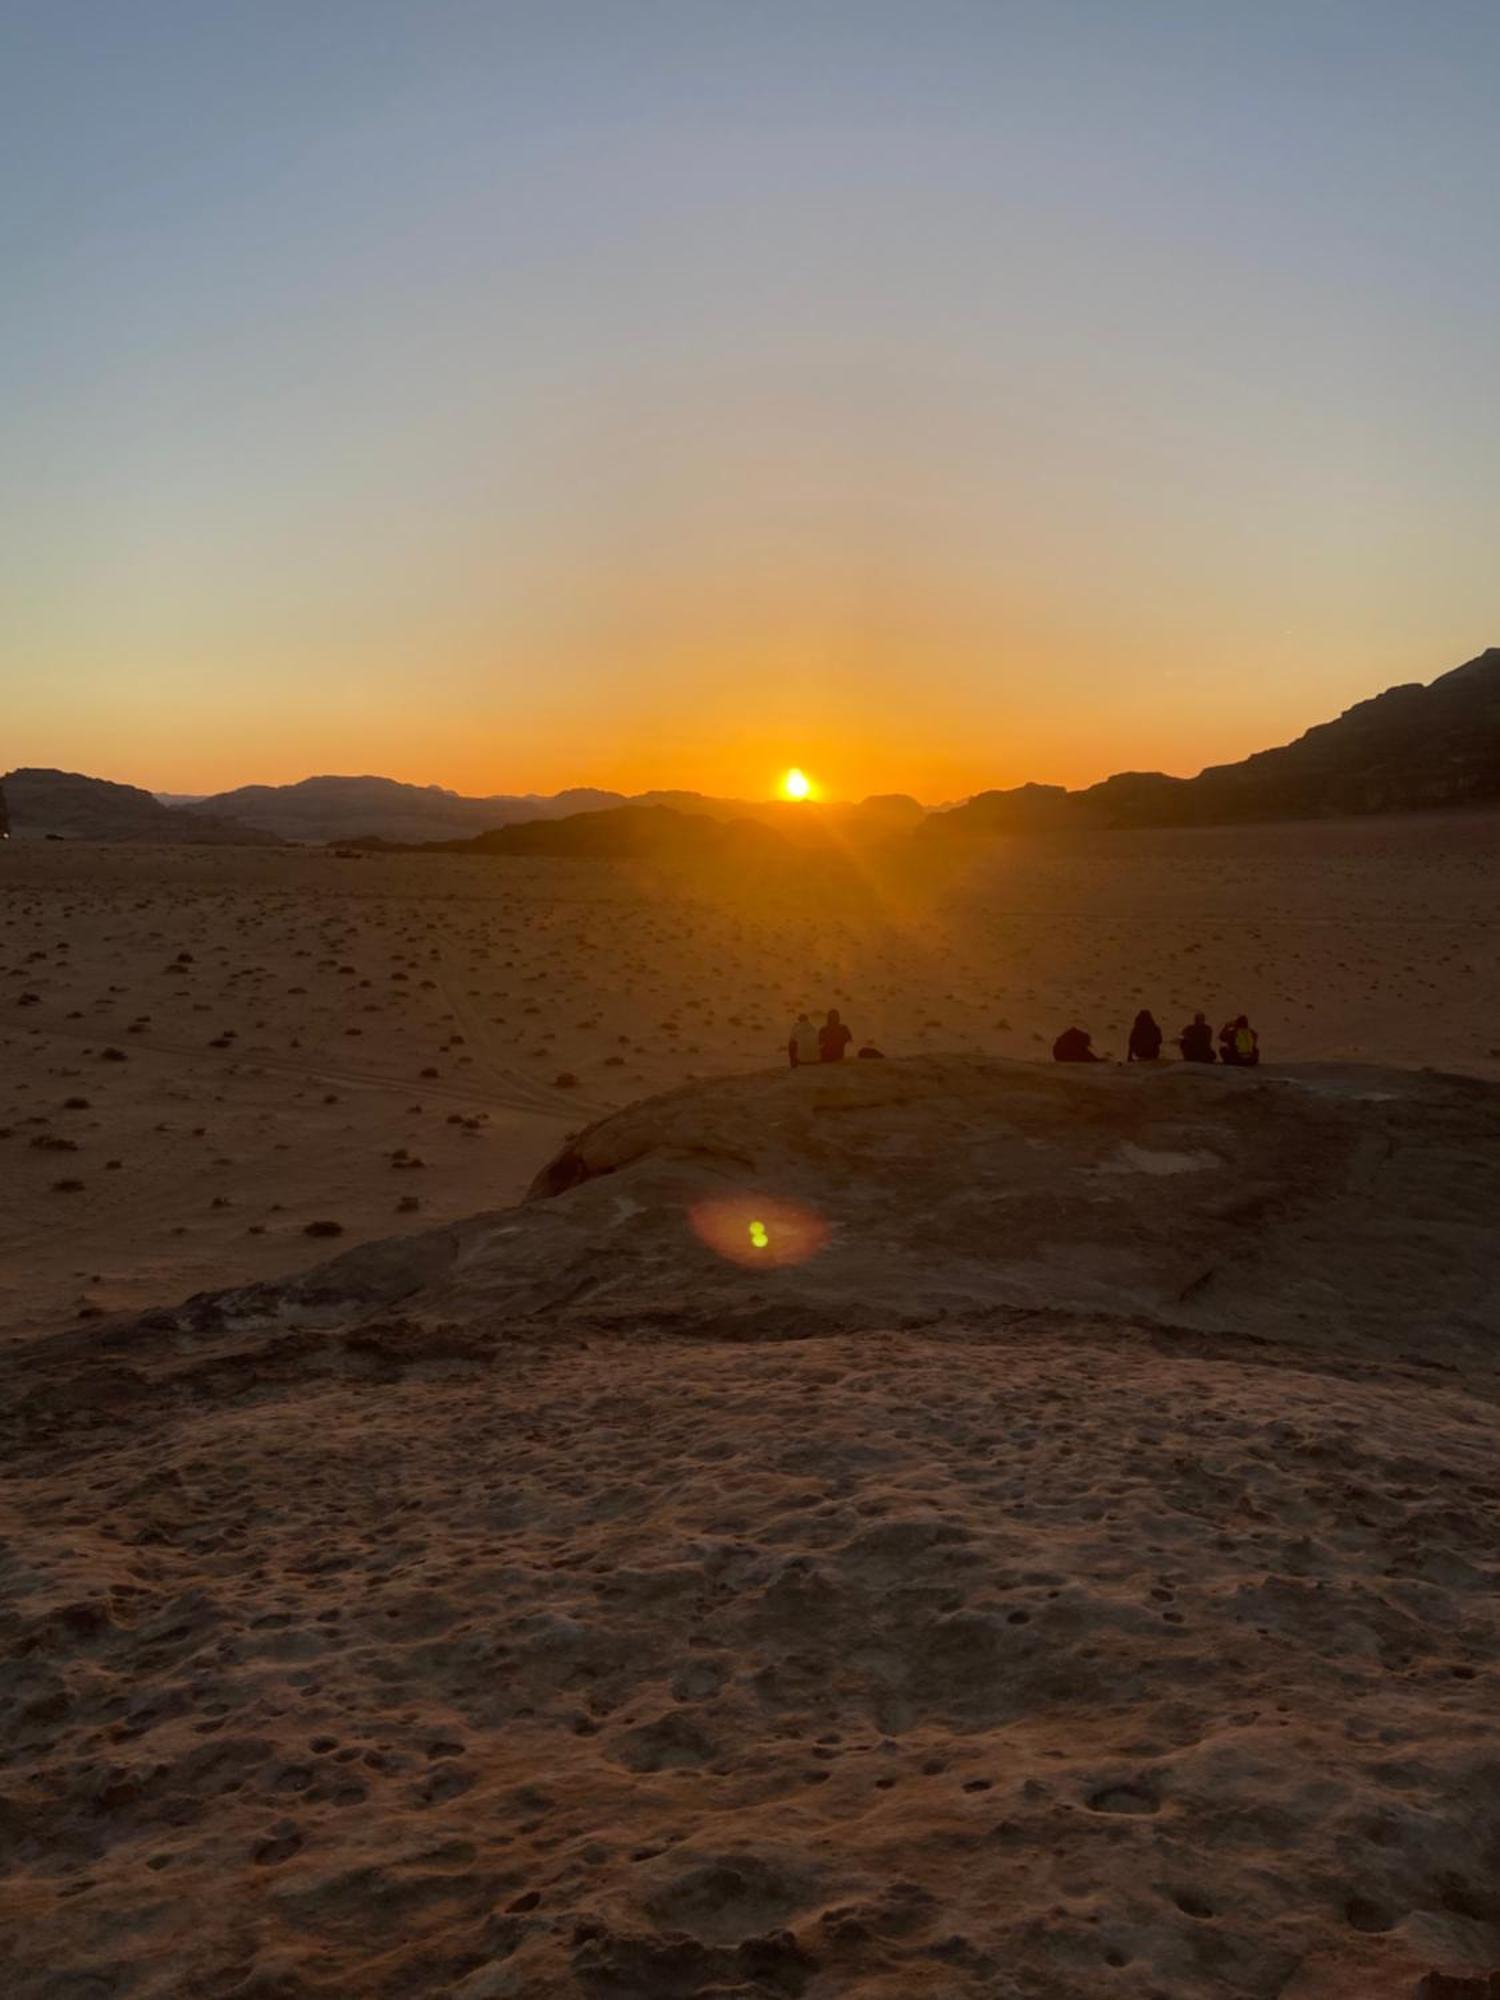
top-left (186, 773), bottom-right (926, 845)
top-left (369, 803), bottom-right (787, 860)
top-left (352, 795), bottom-right (926, 860)
top-left (6, 646), bottom-right (1497, 848)
top-left (188, 646), bottom-right (1500, 844)
top-left (933, 645), bottom-right (1500, 833)
top-left (185, 775), bottom-right (629, 845)
top-left (0, 769), bottom-right (280, 845)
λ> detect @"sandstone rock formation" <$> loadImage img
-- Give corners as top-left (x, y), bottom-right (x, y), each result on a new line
top-left (168, 1053), bottom-right (1500, 1366)
top-left (933, 645), bottom-right (1500, 833)
top-left (0, 769), bottom-right (278, 844)
top-left (3, 1058), bottom-right (1498, 1999)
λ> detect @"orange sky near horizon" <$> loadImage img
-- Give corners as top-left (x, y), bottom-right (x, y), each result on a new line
top-left (9, 615), bottom-right (1485, 806)
top-left (7, 6), bottom-right (1498, 806)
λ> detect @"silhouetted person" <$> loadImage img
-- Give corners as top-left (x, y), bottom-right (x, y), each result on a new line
top-left (1127, 1010), bottom-right (1163, 1062)
top-left (819, 1008), bottom-right (853, 1063)
top-left (788, 1012), bottom-right (818, 1067)
top-left (857, 1042), bottom-right (885, 1060)
top-left (1219, 1015), bottom-right (1260, 1067)
top-left (1052, 1026), bottom-right (1103, 1063)
top-left (1177, 1012), bottom-right (1216, 1063)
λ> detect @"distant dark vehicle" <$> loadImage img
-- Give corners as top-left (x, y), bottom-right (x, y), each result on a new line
top-left (1219, 1016), bottom-right (1260, 1066)
top-left (1177, 1012), bottom-right (1216, 1063)
top-left (1127, 1010), bottom-right (1163, 1062)
top-left (1052, 1027), bottom-right (1103, 1063)
top-left (819, 1008), bottom-right (853, 1062)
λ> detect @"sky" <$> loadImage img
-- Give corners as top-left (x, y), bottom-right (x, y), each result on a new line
top-left (4, 0), bottom-right (1498, 803)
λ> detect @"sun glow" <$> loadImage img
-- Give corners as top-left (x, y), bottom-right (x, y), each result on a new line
top-left (781, 767), bottom-right (814, 801)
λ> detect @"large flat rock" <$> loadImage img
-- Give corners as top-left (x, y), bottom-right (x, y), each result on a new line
top-left (67, 1055), bottom-right (1500, 1377)
top-left (3, 1059), bottom-right (1498, 2000)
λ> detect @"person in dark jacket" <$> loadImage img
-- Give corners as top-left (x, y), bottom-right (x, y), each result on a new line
top-left (1177, 1012), bottom-right (1216, 1063)
top-left (1127, 1010), bottom-right (1163, 1062)
top-left (1052, 1026), bottom-right (1103, 1063)
top-left (818, 1008), bottom-right (853, 1062)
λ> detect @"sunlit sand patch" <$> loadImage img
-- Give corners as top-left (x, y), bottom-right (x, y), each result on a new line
top-left (688, 1192), bottom-right (830, 1269)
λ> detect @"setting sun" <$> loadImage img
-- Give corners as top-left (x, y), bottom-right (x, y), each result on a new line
top-left (781, 767), bottom-right (814, 801)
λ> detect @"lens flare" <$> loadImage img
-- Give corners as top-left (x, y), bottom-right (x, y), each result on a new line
top-left (689, 1193), bottom-right (829, 1269)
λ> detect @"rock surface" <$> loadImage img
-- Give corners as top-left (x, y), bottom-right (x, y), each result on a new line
top-left (154, 1053), bottom-right (1500, 1367)
top-left (3, 1058), bottom-right (1499, 1999)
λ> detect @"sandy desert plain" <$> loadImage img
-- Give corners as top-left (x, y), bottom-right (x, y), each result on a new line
top-left (3, 811), bottom-right (1500, 2000)
top-left (5, 812), bottom-right (1499, 1337)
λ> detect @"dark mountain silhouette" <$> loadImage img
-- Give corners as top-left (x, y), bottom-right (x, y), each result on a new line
top-left (12, 647), bottom-right (1497, 848)
top-left (925, 782), bottom-right (1077, 832)
top-left (932, 646), bottom-right (1500, 833)
top-left (1151, 645), bottom-right (1500, 823)
top-left (361, 803), bottom-right (785, 860)
top-left (187, 775), bottom-right (629, 845)
top-left (0, 769), bottom-right (279, 845)
top-left (841, 792), bottom-right (926, 827)
top-left (200, 650), bottom-right (1500, 846)
top-left (186, 773), bottom-right (927, 845)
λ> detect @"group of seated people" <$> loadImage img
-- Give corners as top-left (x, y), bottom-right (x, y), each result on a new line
top-left (788, 1008), bottom-right (885, 1065)
top-left (1053, 1010), bottom-right (1261, 1066)
top-left (788, 1005), bottom-right (1260, 1069)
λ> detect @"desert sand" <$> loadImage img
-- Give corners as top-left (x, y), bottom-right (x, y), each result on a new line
top-left (4, 812), bottom-right (1498, 1341)
top-left (3, 820), bottom-right (1500, 1999)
